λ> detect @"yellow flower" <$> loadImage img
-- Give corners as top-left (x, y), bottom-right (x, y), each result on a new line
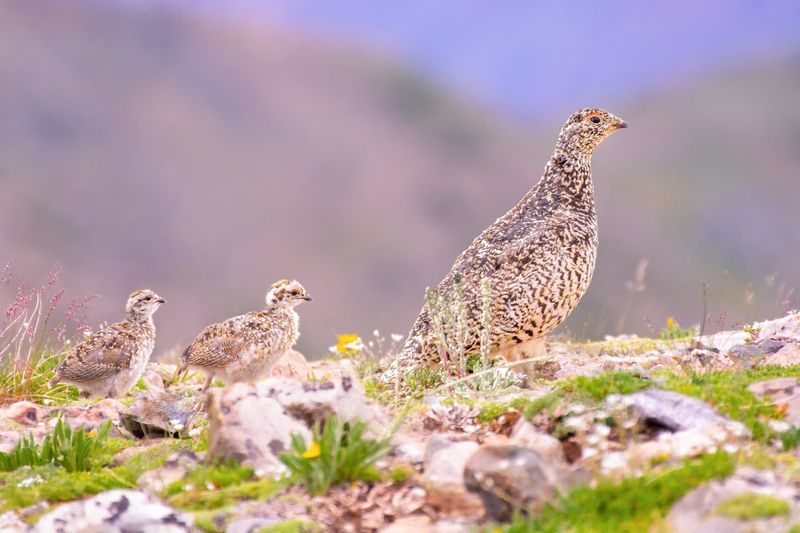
top-left (302, 441), bottom-right (321, 459)
top-left (336, 334), bottom-right (362, 355)
top-left (666, 316), bottom-right (677, 330)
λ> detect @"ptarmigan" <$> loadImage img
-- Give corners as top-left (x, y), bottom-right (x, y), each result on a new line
top-left (382, 108), bottom-right (627, 384)
top-left (177, 279), bottom-right (311, 392)
top-left (50, 289), bottom-right (166, 398)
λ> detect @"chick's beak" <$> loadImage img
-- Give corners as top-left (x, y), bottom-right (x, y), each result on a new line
top-left (303, 295), bottom-right (313, 302)
top-left (157, 298), bottom-right (166, 304)
top-left (615, 118), bottom-right (628, 129)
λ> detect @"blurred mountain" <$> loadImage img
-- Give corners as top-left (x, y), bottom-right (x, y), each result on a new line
top-left (1, 1), bottom-right (798, 357)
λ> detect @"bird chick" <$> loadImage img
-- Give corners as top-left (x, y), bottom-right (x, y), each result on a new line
top-left (177, 279), bottom-right (311, 392)
top-left (382, 108), bottom-right (627, 385)
top-left (50, 289), bottom-right (165, 398)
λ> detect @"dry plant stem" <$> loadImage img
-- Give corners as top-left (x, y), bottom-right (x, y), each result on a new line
top-left (429, 351), bottom-right (554, 395)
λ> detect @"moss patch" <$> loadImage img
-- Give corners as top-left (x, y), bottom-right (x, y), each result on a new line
top-left (501, 452), bottom-right (735, 532)
top-left (258, 519), bottom-right (325, 533)
top-left (162, 462), bottom-right (284, 510)
top-left (715, 492), bottom-right (790, 520)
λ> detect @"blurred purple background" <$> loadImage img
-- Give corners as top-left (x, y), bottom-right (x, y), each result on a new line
top-left (1, 0), bottom-right (799, 358)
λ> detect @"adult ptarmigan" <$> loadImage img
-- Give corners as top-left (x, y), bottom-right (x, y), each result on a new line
top-left (177, 279), bottom-right (311, 392)
top-left (50, 289), bottom-right (166, 398)
top-left (382, 107), bottom-right (627, 385)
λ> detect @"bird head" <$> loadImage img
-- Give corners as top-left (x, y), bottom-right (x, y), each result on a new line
top-left (126, 289), bottom-right (166, 320)
top-left (556, 108), bottom-right (627, 155)
top-left (265, 279), bottom-right (312, 309)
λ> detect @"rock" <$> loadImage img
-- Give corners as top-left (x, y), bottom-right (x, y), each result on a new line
top-left (464, 444), bottom-right (571, 522)
top-left (509, 420), bottom-right (564, 463)
top-left (207, 383), bottom-right (310, 475)
top-left (32, 489), bottom-right (192, 532)
top-left (761, 343), bottom-right (800, 367)
top-left (120, 391), bottom-right (195, 437)
top-left (621, 389), bottom-right (748, 436)
top-left (697, 330), bottom-right (751, 353)
top-left (141, 366), bottom-right (166, 391)
top-left (380, 517), bottom-right (472, 533)
top-left (111, 439), bottom-right (168, 467)
top-left (666, 468), bottom-right (800, 533)
top-left (271, 349), bottom-right (313, 381)
top-left (259, 375), bottom-right (389, 437)
top-left (423, 435), bottom-right (479, 487)
top-left (137, 450), bottom-right (200, 494)
top-left (748, 377), bottom-right (800, 425)
top-left (2, 401), bottom-right (44, 427)
top-left (0, 511), bottom-right (28, 533)
top-left (380, 515), bottom-right (432, 533)
top-left (422, 435), bottom-right (483, 517)
top-left (58, 399), bottom-right (125, 431)
top-left (225, 517), bottom-right (281, 533)
top-left (753, 312), bottom-right (800, 342)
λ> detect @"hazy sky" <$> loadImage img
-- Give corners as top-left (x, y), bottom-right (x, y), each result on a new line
top-left (152, 0), bottom-right (800, 115)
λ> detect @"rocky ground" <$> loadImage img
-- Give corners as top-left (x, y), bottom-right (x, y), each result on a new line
top-left (2, 313), bottom-right (800, 532)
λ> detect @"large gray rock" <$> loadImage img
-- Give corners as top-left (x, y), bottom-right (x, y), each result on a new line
top-left (464, 444), bottom-right (573, 522)
top-left (666, 468), bottom-right (800, 533)
top-left (258, 374), bottom-right (389, 436)
top-left (32, 489), bottom-right (192, 532)
top-left (120, 391), bottom-right (195, 438)
top-left (622, 389), bottom-right (748, 436)
top-left (207, 383), bottom-right (310, 475)
top-left (421, 435), bottom-right (484, 518)
top-left (423, 435), bottom-right (479, 487)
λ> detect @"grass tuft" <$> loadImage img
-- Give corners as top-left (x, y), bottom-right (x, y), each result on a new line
top-left (715, 492), bottom-right (790, 520)
top-left (280, 416), bottom-right (393, 496)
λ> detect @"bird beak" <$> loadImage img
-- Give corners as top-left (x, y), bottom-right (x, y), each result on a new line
top-left (615, 118), bottom-right (628, 129)
top-left (157, 298), bottom-right (166, 304)
top-left (303, 295), bottom-right (313, 302)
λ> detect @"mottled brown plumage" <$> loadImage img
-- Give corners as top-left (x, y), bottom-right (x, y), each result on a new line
top-left (177, 279), bottom-right (311, 392)
top-left (50, 289), bottom-right (165, 398)
top-left (382, 108), bottom-right (627, 383)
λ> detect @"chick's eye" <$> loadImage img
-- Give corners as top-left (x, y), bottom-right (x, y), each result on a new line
top-left (589, 116), bottom-right (601, 124)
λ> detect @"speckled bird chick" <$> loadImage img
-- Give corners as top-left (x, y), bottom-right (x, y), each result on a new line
top-left (50, 289), bottom-right (165, 398)
top-left (177, 279), bottom-right (311, 392)
top-left (382, 108), bottom-right (627, 384)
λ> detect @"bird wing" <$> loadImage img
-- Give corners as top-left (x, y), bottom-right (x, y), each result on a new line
top-left (181, 314), bottom-right (270, 369)
top-left (56, 322), bottom-right (137, 382)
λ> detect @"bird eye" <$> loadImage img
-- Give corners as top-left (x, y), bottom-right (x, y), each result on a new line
top-left (589, 116), bottom-right (601, 124)
top-left (144, 296), bottom-right (152, 301)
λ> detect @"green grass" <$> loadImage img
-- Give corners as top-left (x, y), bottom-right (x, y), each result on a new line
top-left (500, 452), bottom-right (735, 532)
top-left (0, 352), bottom-right (78, 404)
top-left (715, 493), bottom-right (791, 519)
top-left (280, 416), bottom-right (393, 496)
top-left (0, 438), bottom-right (181, 512)
top-left (660, 366), bottom-right (800, 442)
top-left (0, 418), bottom-right (111, 472)
top-left (257, 519), bottom-right (325, 533)
top-left (162, 462), bottom-right (284, 510)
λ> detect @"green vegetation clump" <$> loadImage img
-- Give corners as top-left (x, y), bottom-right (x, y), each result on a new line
top-left (162, 462), bottom-right (283, 510)
top-left (257, 519), bottom-right (325, 533)
top-left (715, 493), bottom-right (790, 520)
top-left (660, 366), bottom-right (800, 441)
top-left (658, 317), bottom-right (698, 340)
top-left (501, 452), bottom-right (735, 532)
top-left (0, 418), bottom-right (111, 472)
top-left (0, 439), bottom-right (181, 512)
top-left (280, 416), bottom-right (392, 496)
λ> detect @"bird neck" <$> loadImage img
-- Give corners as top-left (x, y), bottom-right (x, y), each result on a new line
top-left (126, 311), bottom-right (155, 328)
top-left (540, 148), bottom-right (594, 201)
